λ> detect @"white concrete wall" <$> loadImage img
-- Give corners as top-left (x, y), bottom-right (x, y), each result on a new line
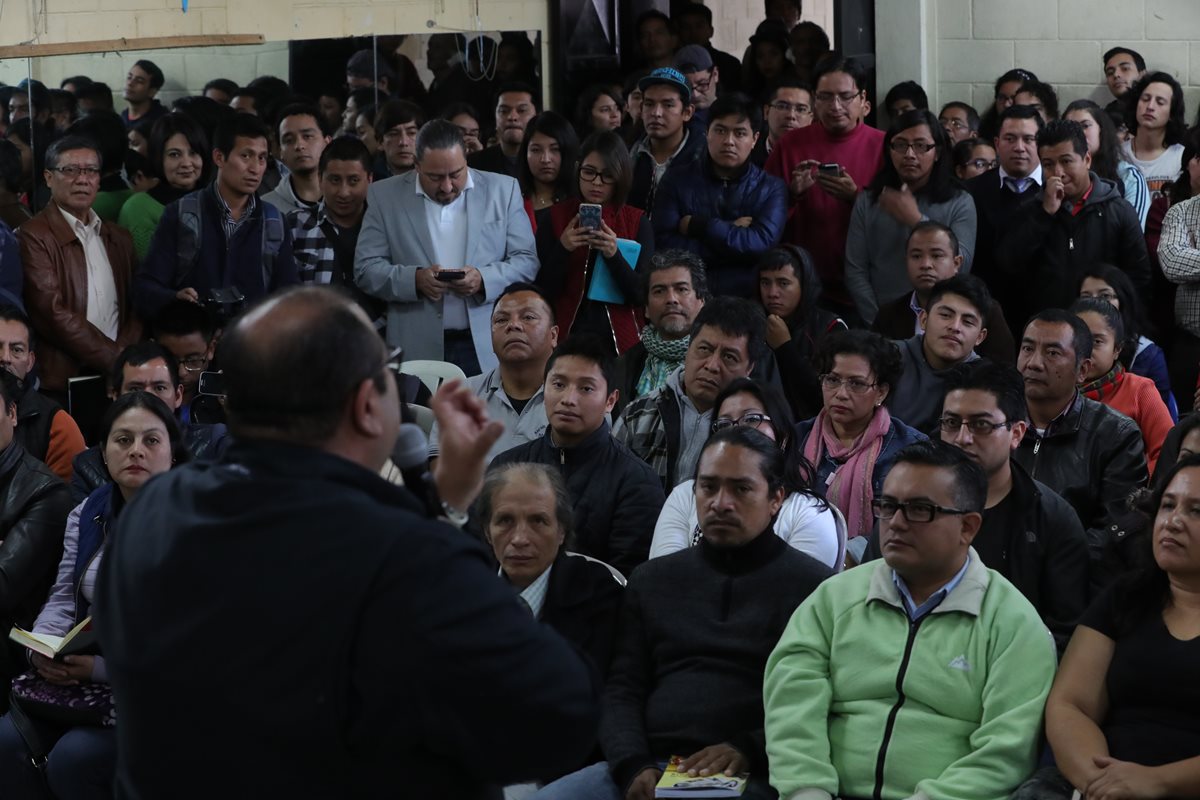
top-left (704, 0), bottom-right (836, 64)
top-left (928, 0), bottom-right (1200, 121)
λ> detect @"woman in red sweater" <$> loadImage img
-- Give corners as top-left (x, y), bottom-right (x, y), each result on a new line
top-left (534, 130), bottom-right (654, 355)
top-left (1074, 298), bottom-right (1173, 474)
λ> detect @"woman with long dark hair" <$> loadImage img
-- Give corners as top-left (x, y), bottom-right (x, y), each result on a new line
top-left (1036, 454), bottom-right (1200, 800)
top-left (1065, 99), bottom-right (1150, 229)
top-left (535, 130), bottom-right (653, 355)
top-left (118, 113), bottom-right (212, 261)
top-left (651, 378), bottom-right (843, 570)
top-left (758, 245), bottom-right (847, 418)
top-left (845, 108), bottom-right (977, 325)
top-left (516, 111), bottom-right (579, 227)
top-left (1122, 70), bottom-right (1187, 198)
top-left (574, 84), bottom-right (624, 139)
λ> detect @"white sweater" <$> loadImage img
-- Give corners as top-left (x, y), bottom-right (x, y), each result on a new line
top-left (650, 479), bottom-right (845, 570)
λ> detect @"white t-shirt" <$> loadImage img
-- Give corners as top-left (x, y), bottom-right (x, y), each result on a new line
top-left (1122, 141), bottom-right (1184, 200)
top-left (649, 479), bottom-right (845, 570)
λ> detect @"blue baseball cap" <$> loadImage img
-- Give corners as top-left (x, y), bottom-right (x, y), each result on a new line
top-left (637, 67), bottom-right (692, 104)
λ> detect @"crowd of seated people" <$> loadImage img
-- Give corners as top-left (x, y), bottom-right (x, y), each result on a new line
top-left (0, 8), bottom-right (1196, 799)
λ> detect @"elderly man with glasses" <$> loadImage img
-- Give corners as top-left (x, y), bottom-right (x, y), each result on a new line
top-left (19, 134), bottom-right (141, 399)
top-left (765, 438), bottom-right (1057, 800)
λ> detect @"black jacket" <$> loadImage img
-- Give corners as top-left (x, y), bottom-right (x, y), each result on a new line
top-left (965, 169), bottom-right (1042, 334)
top-left (467, 145), bottom-right (517, 178)
top-left (1013, 393), bottom-right (1148, 566)
top-left (0, 441), bottom-right (71, 628)
top-left (70, 422), bottom-right (231, 504)
top-left (490, 423), bottom-right (666, 577)
top-left (628, 125), bottom-right (706, 214)
top-left (96, 441), bottom-right (600, 799)
top-left (996, 174), bottom-right (1151, 320)
top-left (767, 309), bottom-right (846, 419)
top-left (871, 292), bottom-right (1016, 366)
top-left (862, 459), bottom-right (1088, 655)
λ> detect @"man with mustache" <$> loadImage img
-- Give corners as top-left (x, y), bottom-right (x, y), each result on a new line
top-left (887, 274), bottom-right (989, 434)
top-left (536, 426), bottom-right (829, 800)
top-left (614, 296), bottom-right (762, 490)
top-left (467, 82), bottom-right (539, 179)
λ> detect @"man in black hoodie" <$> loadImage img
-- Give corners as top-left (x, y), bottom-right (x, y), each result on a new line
top-left (996, 118), bottom-right (1149, 322)
top-left (490, 335), bottom-right (665, 577)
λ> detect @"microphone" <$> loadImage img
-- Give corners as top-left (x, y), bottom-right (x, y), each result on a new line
top-left (392, 423), bottom-right (444, 519)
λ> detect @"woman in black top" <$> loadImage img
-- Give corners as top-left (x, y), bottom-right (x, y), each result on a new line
top-left (1044, 454), bottom-right (1200, 799)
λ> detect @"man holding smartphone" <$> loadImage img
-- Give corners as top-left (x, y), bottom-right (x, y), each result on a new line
top-left (765, 56), bottom-right (884, 318)
top-left (355, 120), bottom-right (538, 376)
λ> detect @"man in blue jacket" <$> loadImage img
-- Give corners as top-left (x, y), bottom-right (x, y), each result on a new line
top-left (653, 93), bottom-right (788, 298)
top-left (134, 113), bottom-right (299, 320)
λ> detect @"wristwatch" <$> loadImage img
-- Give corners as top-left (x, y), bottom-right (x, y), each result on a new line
top-left (440, 500), bottom-right (470, 528)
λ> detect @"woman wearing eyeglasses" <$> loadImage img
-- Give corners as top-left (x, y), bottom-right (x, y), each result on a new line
top-left (534, 130), bottom-right (654, 356)
top-left (951, 138), bottom-right (998, 181)
top-left (845, 109), bottom-right (977, 327)
top-left (796, 330), bottom-right (925, 557)
top-left (650, 378), bottom-right (844, 570)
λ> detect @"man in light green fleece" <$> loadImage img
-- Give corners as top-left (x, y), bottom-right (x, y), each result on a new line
top-left (764, 439), bottom-right (1057, 800)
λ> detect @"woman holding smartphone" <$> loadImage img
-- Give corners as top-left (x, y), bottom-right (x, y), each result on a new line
top-left (535, 131), bottom-right (654, 355)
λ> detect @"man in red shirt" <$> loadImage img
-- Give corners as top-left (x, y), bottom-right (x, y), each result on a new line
top-left (766, 56), bottom-right (884, 316)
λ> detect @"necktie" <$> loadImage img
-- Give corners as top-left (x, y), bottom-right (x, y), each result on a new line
top-left (1004, 176), bottom-right (1024, 193)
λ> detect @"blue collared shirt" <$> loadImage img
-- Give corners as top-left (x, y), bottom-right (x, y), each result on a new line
top-left (892, 554), bottom-right (971, 621)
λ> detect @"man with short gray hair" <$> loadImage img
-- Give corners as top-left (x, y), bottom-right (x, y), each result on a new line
top-left (354, 119), bottom-right (538, 376)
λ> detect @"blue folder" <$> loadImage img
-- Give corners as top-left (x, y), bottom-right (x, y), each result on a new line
top-left (587, 239), bottom-right (642, 304)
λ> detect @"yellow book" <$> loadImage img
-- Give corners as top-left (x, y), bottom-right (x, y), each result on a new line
top-left (655, 755), bottom-right (748, 798)
top-left (9, 617), bottom-right (95, 660)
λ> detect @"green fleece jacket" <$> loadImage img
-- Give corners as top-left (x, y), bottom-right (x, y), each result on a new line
top-left (764, 549), bottom-right (1056, 800)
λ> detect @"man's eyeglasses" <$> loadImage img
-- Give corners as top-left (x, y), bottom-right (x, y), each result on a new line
top-left (50, 165), bottom-right (101, 178)
top-left (939, 117), bottom-right (969, 131)
top-left (579, 165), bottom-right (617, 185)
top-left (937, 416), bottom-right (1012, 436)
top-left (179, 356), bottom-right (208, 373)
top-left (889, 140), bottom-right (937, 155)
top-left (711, 412), bottom-right (771, 433)
top-left (689, 74), bottom-right (715, 94)
top-left (819, 374), bottom-right (876, 394)
top-left (770, 101), bottom-right (812, 115)
top-left (815, 91), bottom-right (862, 106)
top-left (872, 498), bottom-right (969, 523)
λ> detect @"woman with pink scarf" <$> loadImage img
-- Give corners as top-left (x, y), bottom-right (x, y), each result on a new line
top-left (796, 330), bottom-right (926, 564)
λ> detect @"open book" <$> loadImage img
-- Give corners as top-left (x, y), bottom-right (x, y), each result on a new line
top-left (9, 617), bottom-right (95, 660)
top-left (655, 755), bottom-right (748, 798)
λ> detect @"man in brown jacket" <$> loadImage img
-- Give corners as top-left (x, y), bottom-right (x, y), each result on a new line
top-left (18, 134), bottom-right (140, 396)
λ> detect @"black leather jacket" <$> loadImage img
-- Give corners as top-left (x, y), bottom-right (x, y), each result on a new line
top-left (70, 422), bottom-right (231, 504)
top-left (1013, 393), bottom-right (1147, 563)
top-left (0, 440), bottom-right (72, 632)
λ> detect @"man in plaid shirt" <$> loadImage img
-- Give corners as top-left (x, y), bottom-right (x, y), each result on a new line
top-left (286, 136), bottom-right (385, 331)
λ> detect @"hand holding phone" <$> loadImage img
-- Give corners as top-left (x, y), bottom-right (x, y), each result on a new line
top-left (435, 270), bottom-right (467, 283)
top-left (578, 203), bottom-right (603, 231)
top-left (818, 163), bottom-right (842, 176)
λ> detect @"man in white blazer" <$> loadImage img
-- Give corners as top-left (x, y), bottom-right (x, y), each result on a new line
top-left (354, 119), bottom-right (538, 375)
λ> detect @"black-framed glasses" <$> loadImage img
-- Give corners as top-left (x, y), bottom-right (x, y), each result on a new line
top-left (872, 498), bottom-right (969, 523)
top-left (579, 165), bottom-right (616, 185)
top-left (50, 165), bottom-right (101, 178)
top-left (815, 90), bottom-right (862, 105)
top-left (383, 345), bottom-right (404, 376)
top-left (938, 416), bottom-right (1012, 436)
top-left (711, 412), bottom-right (771, 433)
top-left (967, 158), bottom-right (998, 171)
top-left (889, 140), bottom-right (937, 155)
top-left (819, 374), bottom-right (877, 394)
top-left (179, 356), bottom-right (208, 373)
top-left (1080, 290), bottom-right (1118, 302)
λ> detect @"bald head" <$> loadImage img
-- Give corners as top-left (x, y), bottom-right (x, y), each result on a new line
top-left (220, 288), bottom-right (389, 444)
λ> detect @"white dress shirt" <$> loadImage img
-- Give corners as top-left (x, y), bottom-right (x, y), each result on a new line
top-left (416, 172), bottom-right (474, 331)
top-left (59, 205), bottom-right (119, 340)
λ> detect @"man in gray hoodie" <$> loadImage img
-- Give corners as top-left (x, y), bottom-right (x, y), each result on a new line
top-left (889, 274), bottom-right (990, 433)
